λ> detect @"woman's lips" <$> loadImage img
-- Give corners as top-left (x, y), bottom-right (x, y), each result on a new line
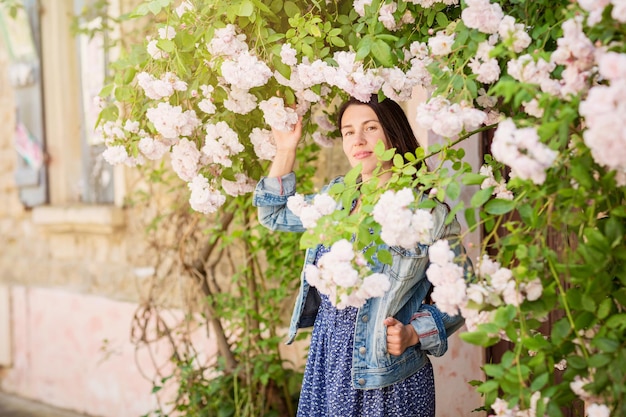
top-left (353, 151), bottom-right (372, 160)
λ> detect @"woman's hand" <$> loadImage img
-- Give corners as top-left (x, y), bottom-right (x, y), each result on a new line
top-left (268, 117), bottom-right (302, 178)
top-left (384, 317), bottom-right (419, 356)
top-left (272, 116), bottom-right (303, 152)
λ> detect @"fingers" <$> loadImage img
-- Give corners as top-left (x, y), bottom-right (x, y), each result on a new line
top-left (384, 317), bottom-right (405, 356)
top-left (383, 317), bottom-right (400, 327)
top-left (385, 317), bottom-right (420, 356)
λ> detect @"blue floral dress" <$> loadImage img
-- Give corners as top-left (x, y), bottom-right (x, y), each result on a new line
top-left (296, 246), bottom-right (436, 417)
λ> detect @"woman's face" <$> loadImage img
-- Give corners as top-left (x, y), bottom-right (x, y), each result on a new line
top-left (340, 104), bottom-right (392, 181)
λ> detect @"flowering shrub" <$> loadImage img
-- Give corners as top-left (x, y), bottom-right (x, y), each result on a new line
top-left (98, 0), bottom-right (626, 415)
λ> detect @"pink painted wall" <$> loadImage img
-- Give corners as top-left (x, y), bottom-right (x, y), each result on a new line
top-left (1, 286), bottom-right (208, 417)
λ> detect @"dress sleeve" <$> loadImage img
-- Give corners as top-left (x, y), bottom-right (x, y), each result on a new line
top-left (252, 172), bottom-right (306, 232)
top-left (409, 202), bottom-right (473, 357)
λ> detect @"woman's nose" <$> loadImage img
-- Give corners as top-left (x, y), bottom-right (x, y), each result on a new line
top-left (353, 129), bottom-right (367, 145)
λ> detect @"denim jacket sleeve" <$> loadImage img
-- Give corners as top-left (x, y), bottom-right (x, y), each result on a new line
top-left (252, 172), bottom-right (306, 233)
top-left (409, 202), bottom-right (473, 357)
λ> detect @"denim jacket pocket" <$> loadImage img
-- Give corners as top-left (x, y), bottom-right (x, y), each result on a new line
top-left (386, 244), bottom-right (428, 281)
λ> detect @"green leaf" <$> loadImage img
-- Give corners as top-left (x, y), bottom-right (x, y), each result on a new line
top-left (483, 364), bottom-right (504, 378)
top-left (522, 334), bottom-right (551, 351)
top-left (356, 36), bottom-right (373, 60)
top-left (551, 318), bottom-right (571, 345)
top-left (484, 198), bottom-right (516, 215)
top-left (377, 248), bottom-right (393, 265)
top-left (114, 86), bottom-right (134, 101)
top-left (381, 148), bottom-right (395, 161)
top-left (446, 181), bottom-right (461, 201)
top-left (611, 206), bottom-right (626, 217)
top-left (476, 379), bottom-right (499, 394)
top-left (237, 0), bottom-right (254, 16)
top-left (581, 293), bottom-right (596, 312)
top-left (284, 1), bottom-right (299, 17)
top-left (402, 165), bottom-right (417, 176)
top-left (567, 355), bottom-right (587, 370)
top-left (329, 183), bottom-right (345, 196)
top-left (592, 337), bottom-right (620, 353)
top-left (374, 140), bottom-right (386, 157)
top-left (464, 208), bottom-right (477, 230)
top-left (530, 373), bottom-right (549, 391)
top-left (330, 37), bottom-right (345, 47)
top-left (344, 165), bottom-right (361, 186)
top-left (460, 330), bottom-right (498, 346)
top-left (130, 3), bottom-right (151, 17)
top-left (470, 187), bottom-right (493, 208)
top-left (393, 153), bottom-right (404, 168)
top-left (583, 227), bottom-right (609, 251)
top-left (99, 83), bottom-right (115, 97)
top-left (493, 304), bottom-right (516, 328)
top-left (435, 12), bottom-right (448, 27)
top-left (371, 39), bottom-right (394, 67)
top-left (157, 39), bottom-right (175, 53)
top-left (587, 353), bottom-right (612, 368)
top-left (462, 173), bottom-right (487, 185)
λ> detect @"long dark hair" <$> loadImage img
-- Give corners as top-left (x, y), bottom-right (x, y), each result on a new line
top-left (337, 95), bottom-right (420, 162)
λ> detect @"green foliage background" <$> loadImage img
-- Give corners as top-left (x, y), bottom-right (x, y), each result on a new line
top-left (80, 0), bottom-right (626, 415)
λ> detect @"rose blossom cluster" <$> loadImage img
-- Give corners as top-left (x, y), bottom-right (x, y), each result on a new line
top-left (459, 255), bottom-right (542, 333)
top-left (201, 121), bottom-right (244, 168)
top-left (146, 25), bottom-right (176, 60)
top-left (491, 119), bottom-right (557, 185)
top-left (188, 174), bottom-right (225, 214)
top-left (425, 240), bottom-right (468, 315)
top-left (503, 17), bottom-right (598, 101)
top-left (249, 128), bottom-right (276, 160)
top-left (479, 165), bottom-right (514, 201)
top-left (416, 96), bottom-right (487, 138)
top-left (578, 0), bottom-right (626, 25)
top-left (100, 120), bottom-right (148, 166)
top-left (468, 40), bottom-right (501, 84)
top-left (258, 97), bottom-right (299, 132)
top-left (221, 173), bottom-right (256, 197)
top-left (579, 51), bottom-right (626, 186)
top-left (305, 239), bottom-right (391, 309)
top-left (372, 188), bottom-right (434, 249)
top-left (287, 193), bottom-right (337, 229)
top-left (550, 17), bottom-right (596, 97)
top-left (136, 71), bottom-right (187, 100)
top-left (462, 0), bottom-right (531, 53)
top-left (473, 255), bottom-right (543, 308)
top-left (506, 55), bottom-right (561, 96)
top-left (275, 46), bottom-right (431, 105)
top-left (359, 0), bottom-right (462, 31)
top-left (146, 102), bottom-right (200, 141)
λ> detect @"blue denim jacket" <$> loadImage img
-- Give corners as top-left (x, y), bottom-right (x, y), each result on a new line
top-left (253, 172), bottom-right (470, 390)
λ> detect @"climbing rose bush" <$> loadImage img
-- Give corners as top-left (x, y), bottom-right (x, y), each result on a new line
top-left (98, 0), bottom-right (626, 415)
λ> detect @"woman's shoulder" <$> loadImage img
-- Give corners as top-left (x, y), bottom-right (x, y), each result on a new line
top-left (319, 175), bottom-right (345, 192)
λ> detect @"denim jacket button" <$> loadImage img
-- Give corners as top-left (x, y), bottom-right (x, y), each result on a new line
top-left (359, 346), bottom-right (366, 355)
top-left (361, 315), bottom-right (369, 323)
top-left (357, 378), bottom-right (366, 385)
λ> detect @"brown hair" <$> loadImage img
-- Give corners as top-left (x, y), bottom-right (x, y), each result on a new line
top-left (337, 95), bottom-right (420, 162)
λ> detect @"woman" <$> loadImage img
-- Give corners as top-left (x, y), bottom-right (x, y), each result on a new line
top-left (253, 95), bottom-right (469, 417)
